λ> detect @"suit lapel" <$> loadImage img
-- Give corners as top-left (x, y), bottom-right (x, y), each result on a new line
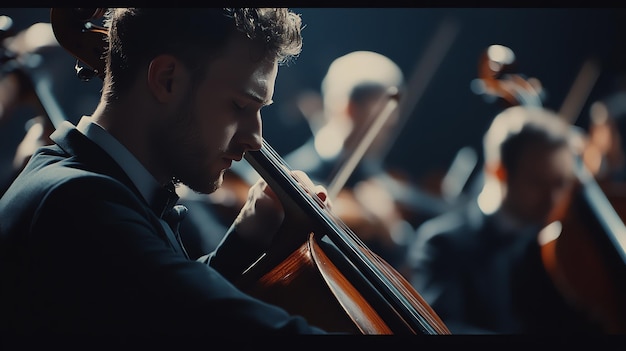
top-left (51, 121), bottom-right (140, 199)
top-left (49, 121), bottom-right (187, 256)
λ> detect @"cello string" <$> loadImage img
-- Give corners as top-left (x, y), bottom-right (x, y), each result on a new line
top-left (260, 139), bottom-right (376, 251)
top-left (256, 139), bottom-right (440, 333)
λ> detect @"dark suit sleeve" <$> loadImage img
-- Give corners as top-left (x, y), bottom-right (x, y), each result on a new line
top-left (25, 176), bottom-right (327, 334)
top-left (197, 223), bottom-right (267, 282)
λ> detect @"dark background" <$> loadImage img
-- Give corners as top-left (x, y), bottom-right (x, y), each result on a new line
top-left (2, 7), bottom-right (626, 190)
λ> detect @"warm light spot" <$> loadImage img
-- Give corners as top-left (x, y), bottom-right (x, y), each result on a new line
top-left (477, 177), bottom-right (502, 215)
top-left (537, 221), bottom-right (562, 246)
top-left (23, 22), bottom-right (57, 52)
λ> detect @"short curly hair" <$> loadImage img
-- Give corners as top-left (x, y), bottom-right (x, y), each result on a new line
top-left (103, 8), bottom-right (303, 99)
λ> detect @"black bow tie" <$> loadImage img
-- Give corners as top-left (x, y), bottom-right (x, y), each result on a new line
top-left (151, 181), bottom-right (180, 219)
top-left (163, 204), bottom-right (188, 229)
top-left (151, 181), bottom-right (189, 258)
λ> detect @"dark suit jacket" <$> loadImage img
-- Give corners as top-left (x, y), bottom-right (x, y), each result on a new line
top-left (0, 121), bottom-right (326, 335)
top-left (405, 200), bottom-right (602, 334)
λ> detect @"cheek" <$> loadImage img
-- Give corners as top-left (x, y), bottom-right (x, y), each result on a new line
top-left (508, 177), bottom-right (548, 208)
top-left (513, 183), bottom-right (542, 204)
top-left (189, 98), bottom-right (229, 143)
top-left (198, 112), bottom-right (238, 150)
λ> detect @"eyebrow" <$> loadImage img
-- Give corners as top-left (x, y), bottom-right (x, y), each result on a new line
top-left (243, 90), bottom-right (273, 107)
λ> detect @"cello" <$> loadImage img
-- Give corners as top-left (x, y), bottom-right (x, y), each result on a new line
top-left (541, 63), bottom-right (626, 333)
top-left (474, 44), bottom-right (626, 333)
top-left (49, 7), bottom-right (450, 334)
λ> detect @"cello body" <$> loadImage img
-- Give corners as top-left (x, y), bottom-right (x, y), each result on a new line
top-left (239, 142), bottom-right (449, 334)
top-left (237, 232), bottom-right (392, 334)
top-left (540, 163), bottom-right (626, 333)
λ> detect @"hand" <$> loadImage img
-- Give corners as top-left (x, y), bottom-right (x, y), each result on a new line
top-left (232, 170), bottom-right (331, 249)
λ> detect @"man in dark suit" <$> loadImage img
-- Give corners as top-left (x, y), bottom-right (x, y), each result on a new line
top-left (404, 106), bottom-right (603, 334)
top-left (0, 8), bottom-right (330, 335)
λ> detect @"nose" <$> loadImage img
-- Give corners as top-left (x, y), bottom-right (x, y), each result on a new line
top-left (240, 111), bottom-right (263, 152)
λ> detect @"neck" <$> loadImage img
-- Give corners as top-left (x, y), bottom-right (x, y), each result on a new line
top-left (90, 97), bottom-right (172, 186)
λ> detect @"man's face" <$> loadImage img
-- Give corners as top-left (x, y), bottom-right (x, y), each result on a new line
top-left (505, 144), bottom-right (576, 226)
top-left (164, 34), bottom-right (278, 194)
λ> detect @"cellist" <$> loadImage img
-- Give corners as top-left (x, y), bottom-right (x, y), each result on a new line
top-left (0, 8), bottom-right (333, 335)
top-left (3, 7), bottom-right (453, 338)
top-left (404, 105), bottom-right (603, 334)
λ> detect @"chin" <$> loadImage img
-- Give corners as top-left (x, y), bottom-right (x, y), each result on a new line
top-left (182, 177), bottom-right (221, 195)
top-left (180, 167), bottom-right (225, 194)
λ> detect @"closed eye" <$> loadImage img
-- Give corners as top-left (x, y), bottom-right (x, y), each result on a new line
top-left (233, 101), bottom-right (246, 111)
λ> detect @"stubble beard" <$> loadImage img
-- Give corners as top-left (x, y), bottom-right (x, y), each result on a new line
top-left (178, 156), bottom-right (226, 195)
top-left (166, 88), bottom-right (226, 194)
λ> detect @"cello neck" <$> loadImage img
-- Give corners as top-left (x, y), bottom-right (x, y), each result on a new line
top-left (244, 139), bottom-right (448, 334)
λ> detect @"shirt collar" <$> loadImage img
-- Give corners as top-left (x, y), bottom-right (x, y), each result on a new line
top-left (75, 116), bottom-right (171, 209)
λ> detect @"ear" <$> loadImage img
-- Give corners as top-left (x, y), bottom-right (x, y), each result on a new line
top-left (485, 161), bottom-right (507, 182)
top-left (147, 54), bottom-right (179, 103)
top-left (494, 162), bottom-right (507, 182)
top-left (345, 99), bottom-right (358, 121)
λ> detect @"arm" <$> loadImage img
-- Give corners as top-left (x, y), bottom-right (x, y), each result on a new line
top-left (25, 175), bottom-right (327, 334)
top-left (201, 170), bottom-right (331, 280)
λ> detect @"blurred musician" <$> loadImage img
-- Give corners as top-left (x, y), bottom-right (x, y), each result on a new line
top-left (404, 105), bottom-right (603, 334)
top-left (283, 50), bottom-right (449, 268)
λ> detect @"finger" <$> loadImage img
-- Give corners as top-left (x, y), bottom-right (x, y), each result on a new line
top-left (315, 184), bottom-right (332, 209)
top-left (290, 170), bottom-right (315, 190)
top-left (289, 170), bottom-right (322, 200)
top-left (247, 177), bottom-right (266, 199)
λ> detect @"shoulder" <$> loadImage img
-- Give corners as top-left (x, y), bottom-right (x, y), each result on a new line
top-left (42, 173), bottom-right (146, 225)
top-left (406, 203), bottom-right (487, 262)
top-left (416, 204), bottom-right (483, 244)
top-left (3, 154), bottom-right (145, 228)
top-left (24, 154), bottom-right (134, 203)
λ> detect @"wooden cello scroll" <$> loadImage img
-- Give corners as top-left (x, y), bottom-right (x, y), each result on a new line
top-left (471, 44), bottom-right (544, 108)
top-left (50, 8), bottom-right (107, 81)
top-left (49, 8), bottom-right (450, 334)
